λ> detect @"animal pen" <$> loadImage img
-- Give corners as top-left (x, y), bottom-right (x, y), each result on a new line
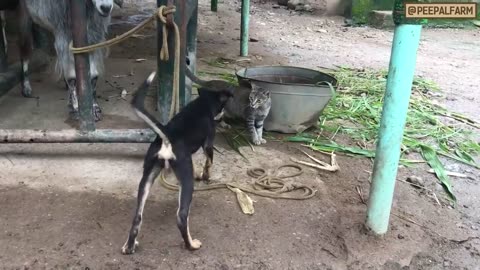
top-left (0, 0), bottom-right (442, 237)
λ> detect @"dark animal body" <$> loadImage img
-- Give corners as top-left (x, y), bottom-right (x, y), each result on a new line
top-left (122, 72), bottom-right (233, 254)
top-left (0, 0), bottom-right (19, 10)
top-left (185, 61), bottom-right (272, 145)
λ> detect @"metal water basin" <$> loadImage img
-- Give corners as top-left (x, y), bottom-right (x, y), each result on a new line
top-left (236, 66), bottom-right (337, 134)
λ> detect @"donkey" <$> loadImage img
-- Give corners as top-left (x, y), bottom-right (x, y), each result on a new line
top-left (1, 0), bottom-right (123, 121)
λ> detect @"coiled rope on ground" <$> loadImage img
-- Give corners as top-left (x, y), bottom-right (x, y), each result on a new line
top-left (159, 164), bottom-right (317, 200)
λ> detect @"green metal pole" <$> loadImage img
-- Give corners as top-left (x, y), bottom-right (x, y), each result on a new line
top-left (240, 0), bottom-right (250, 56)
top-left (365, 24), bottom-right (422, 234)
top-left (211, 0), bottom-right (218, 12)
top-left (157, 0), bottom-right (174, 125)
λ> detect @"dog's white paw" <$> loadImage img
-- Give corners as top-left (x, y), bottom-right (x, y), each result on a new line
top-left (189, 239), bottom-right (202, 250)
top-left (194, 169), bottom-right (203, 181)
top-left (121, 240), bottom-right (139, 255)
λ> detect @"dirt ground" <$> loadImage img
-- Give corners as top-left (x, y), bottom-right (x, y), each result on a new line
top-left (0, 0), bottom-right (479, 269)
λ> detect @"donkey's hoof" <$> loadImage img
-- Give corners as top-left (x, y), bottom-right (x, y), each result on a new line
top-left (21, 84), bottom-right (33, 98)
top-left (93, 104), bottom-right (103, 122)
top-left (69, 111), bottom-right (80, 121)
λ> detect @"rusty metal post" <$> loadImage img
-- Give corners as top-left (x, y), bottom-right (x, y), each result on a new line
top-left (70, 0), bottom-right (95, 131)
top-left (176, 0), bottom-right (189, 107)
top-left (0, 12), bottom-right (7, 73)
top-left (186, 0), bottom-right (198, 101)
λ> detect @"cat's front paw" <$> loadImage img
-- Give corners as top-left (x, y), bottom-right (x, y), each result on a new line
top-left (252, 138), bottom-right (262, 145)
top-left (260, 138), bottom-right (267, 144)
top-left (219, 121), bottom-right (231, 129)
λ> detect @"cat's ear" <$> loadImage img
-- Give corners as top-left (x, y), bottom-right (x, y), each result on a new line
top-left (250, 82), bottom-right (260, 91)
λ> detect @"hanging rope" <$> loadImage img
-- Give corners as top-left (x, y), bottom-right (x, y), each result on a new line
top-left (69, 5), bottom-right (180, 118)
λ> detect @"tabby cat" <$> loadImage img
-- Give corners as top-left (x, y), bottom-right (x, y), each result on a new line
top-left (219, 83), bottom-right (271, 145)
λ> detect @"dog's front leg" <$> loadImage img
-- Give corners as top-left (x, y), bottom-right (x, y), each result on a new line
top-left (172, 157), bottom-right (202, 250)
top-left (122, 161), bottom-right (162, 255)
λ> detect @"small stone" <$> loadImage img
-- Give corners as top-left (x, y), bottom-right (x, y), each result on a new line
top-left (406, 176), bottom-right (425, 188)
top-left (287, 0), bottom-right (305, 10)
top-left (398, 234), bottom-right (405, 239)
top-left (443, 260), bottom-right (451, 267)
top-left (295, 5), bottom-right (305, 11)
top-left (272, 4), bottom-right (281, 8)
top-left (316, 29), bottom-right (328, 33)
top-left (303, 4), bottom-right (313, 11)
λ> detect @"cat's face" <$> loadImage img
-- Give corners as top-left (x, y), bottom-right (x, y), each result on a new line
top-left (248, 84), bottom-right (270, 109)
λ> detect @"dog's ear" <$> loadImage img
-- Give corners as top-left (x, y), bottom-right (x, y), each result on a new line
top-left (220, 93), bottom-right (229, 103)
top-left (219, 88), bottom-right (234, 102)
top-left (197, 88), bottom-right (207, 97)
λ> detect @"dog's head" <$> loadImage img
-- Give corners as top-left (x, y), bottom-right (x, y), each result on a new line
top-left (198, 86), bottom-right (234, 116)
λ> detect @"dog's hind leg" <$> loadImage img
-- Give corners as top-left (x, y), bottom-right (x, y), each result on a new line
top-left (121, 160), bottom-right (162, 255)
top-left (195, 130), bottom-right (215, 182)
top-left (201, 139), bottom-right (214, 182)
top-left (172, 156), bottom-right (202, 250)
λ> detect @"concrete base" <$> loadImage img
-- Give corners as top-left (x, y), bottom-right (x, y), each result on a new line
top-left (367, 10), bottom-right (394, 29)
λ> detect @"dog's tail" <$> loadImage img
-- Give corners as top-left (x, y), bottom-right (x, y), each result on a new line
top-left (131, 71), bottom-right (176, 161)
top-left (185, 66), bottom-right (208, 86)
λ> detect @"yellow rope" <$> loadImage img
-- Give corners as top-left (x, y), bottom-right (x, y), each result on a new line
top-left (69, 5), bottom-right (180, 118)
top-left (156, 6), bottom-right (180, 119)
top-left (159, 164), bottom-right (318, 200)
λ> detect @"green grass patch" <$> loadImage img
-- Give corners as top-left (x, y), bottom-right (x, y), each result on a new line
top-left (286, 67), bottom-right (479, 204)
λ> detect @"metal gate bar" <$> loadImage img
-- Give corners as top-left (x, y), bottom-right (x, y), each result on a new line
top-left (0, 129), bottom-right (156, 143)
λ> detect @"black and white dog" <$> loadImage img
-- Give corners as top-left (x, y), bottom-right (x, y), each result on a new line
top-left (122, 71), bottom-right (234, 254)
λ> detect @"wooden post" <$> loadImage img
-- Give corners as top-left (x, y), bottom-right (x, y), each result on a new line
top-left (70, 0), bottom-right (95, 131)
